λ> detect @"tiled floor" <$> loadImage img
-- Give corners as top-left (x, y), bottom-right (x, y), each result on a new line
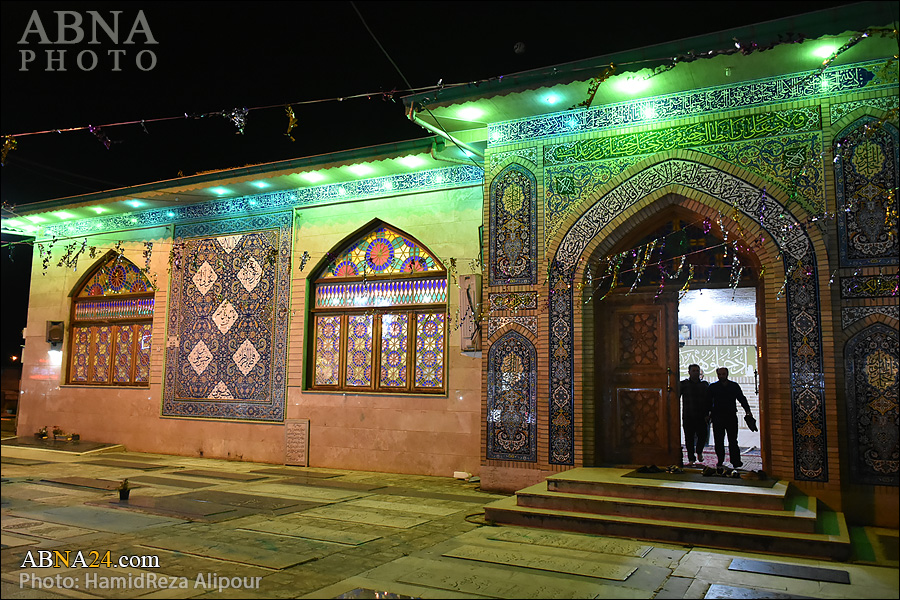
top-left (1, 441), bottom-right (897, 599)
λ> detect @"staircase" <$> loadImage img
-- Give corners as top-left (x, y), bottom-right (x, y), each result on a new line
top-left (483, 467), bottom-right (851, 561)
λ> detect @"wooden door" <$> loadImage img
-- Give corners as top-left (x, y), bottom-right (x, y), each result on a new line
top-left (596, 293), bottom-right (680, 466)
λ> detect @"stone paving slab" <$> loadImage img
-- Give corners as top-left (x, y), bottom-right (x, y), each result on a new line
top-left (126, 475), bottom-right (216, 489)
top-left (41, 477), bottom-right (141, 491)
top-left (443, 543), bottom-right (638, 580)
top-left (139, 531), bottom-right (330, 569)
top-left (345, 498), bottom-right (462, 517)
top-left (91, 453), bottom-right (163, 461)
top-left (485, 528), bottom-right (653, 557)
top-left (367, 555), bottom-right (645, 599)
top-left (164, 469), bottom-right (269, 481)
top-left (238, 521), bottom-right (382, 545)
top-left (299, 506), bottom-right (431, 529)
top-left (9, 505), bottom-right (187, 533)
top-left (704, 583), bottom-right (816, 598)
top-left (1, 516), bottom-right (96, 540)
top-left (299, 575), bottom-right (484, 600)
top-left (80, 459), bottom-right (167, 470)
top-left (280, 477), bottom-right (386, 491)
top-left (377, 486), bottom-right (503, 503)
top-left (729, 558), bottom-right (850, 583)
top-left (86, 496), bottom-right (245, 520)
top-left (1, 457), bottom-right (51, 466)
top-left (241, 482), bottom-right (362, 502)
top-left (175, 489), bottom-right (321, 512)
top-left (1, 532), bottom-right (37, 549)
top-left (249, 467), bottom-right (339, 478)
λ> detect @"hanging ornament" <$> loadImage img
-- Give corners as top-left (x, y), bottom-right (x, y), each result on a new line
top-left (285, 106), bottom-right (298, 142)
top-left (89, 125), bottom-right (113, 149)
top-left (224, 107), bottom-right (249, 134)
top-left (298, 251), bottom-right (310, 272)
top-left (678, 265), bottom-right (695, 300)
top-left (571, 64), bottom-right (616, 110)
top-left (1, 136), bottom-right (17, 166)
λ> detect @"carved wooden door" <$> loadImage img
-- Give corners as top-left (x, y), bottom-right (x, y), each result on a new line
top-left (597, 293), bottom-right (680, 466)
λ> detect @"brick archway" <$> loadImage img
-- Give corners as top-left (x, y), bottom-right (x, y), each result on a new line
top-left (545, 153), bottom-right (829, 482)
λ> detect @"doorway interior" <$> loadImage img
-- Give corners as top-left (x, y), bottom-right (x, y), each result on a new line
top-left (677, 287), bottom-right (762, 467)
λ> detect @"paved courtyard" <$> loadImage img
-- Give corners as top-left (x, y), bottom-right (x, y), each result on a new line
top-left (2, 441), bottom-right (897, 599)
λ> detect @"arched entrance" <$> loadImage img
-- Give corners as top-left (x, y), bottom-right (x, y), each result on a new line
top-left (546, 153), bottom-right (830, 483)
top-left (583, 201), bottom-right (763, 467)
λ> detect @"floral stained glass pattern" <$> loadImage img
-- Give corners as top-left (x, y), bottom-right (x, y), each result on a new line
top-left (346, 315), bottom-right (373, 387)
top-left (90, 326), bottom-right (112, 383)
top-left (415, 313), bottom-right (444, 388)
top-left (77, 257), bottom-right (153, 297)
top-left (70, 255), bottom-right (154, 387)
top-left (71, 327), bottom-right (91, 382)
top-left (315, 278), bottom-right (447, 308)
top-left (112, 326), bottom-right (135, 383)
top-left (321, 226), bottom-right (442, 278)
top-left (315, 315), bottom-right (342, 386)
top-left (136, 324), bottom-right (151, 383)
top-left (380, 314), bottom-right (408, 388)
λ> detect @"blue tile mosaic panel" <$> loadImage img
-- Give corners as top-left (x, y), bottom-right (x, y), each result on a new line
top-left (35, 165), bottom-right (484, 241)
top-left (544, 107), bottom-right (820, 166)
top-left (834, 118), bottom-right (899, 266)
top-left (489, 59), bottom-right (896, 146)
top-left (162, 213), bottom-right (291, 422)
top-left (549, 159), bottom-right (828, 482)
top-left (489, 164), bottom-right (538, 285)
top-left (487, 331), bottom-right (538, 461)
top-left (840, 275), bottom-right (900, 298)
top-left (844, 324), bottom-right (899, 486)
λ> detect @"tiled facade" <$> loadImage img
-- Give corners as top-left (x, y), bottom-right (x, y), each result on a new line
top-left (9, 9), bottom-right (899, 530)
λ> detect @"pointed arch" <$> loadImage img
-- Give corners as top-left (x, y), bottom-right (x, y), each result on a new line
top-left (487, 330), bottom-right (538, 461)
top-left (308, 220), bottom-right (448, 393)
top-left (68, 252), bottom-right (155, 386)
top-left (545, 151), bottom-right (830, 482)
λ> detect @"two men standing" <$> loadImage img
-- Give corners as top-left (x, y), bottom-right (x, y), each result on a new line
top-left (679, 365), bottom-right (754, 469)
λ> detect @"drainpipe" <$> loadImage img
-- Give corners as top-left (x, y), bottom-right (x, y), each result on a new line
top-left (407, 105), bottom-right (484, 163)
top-left (430, 139), bottom-right (475, 166)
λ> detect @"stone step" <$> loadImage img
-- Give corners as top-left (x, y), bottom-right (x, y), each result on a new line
top-left (513, 482), bottom-right (818, 533)
top-left (483, 495), bottom-right (851, 561)
top-left (546, 467), bottom-right (787, 511)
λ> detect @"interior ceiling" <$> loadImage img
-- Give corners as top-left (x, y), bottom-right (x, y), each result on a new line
top-left (678, 287), bottom-right (757, 324)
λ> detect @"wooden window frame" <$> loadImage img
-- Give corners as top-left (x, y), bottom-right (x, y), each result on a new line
top-left (310, 305), bottom-right (447, 394)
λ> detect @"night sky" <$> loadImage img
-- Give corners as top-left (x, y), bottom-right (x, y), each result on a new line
top-left (0, 1), bottom-right (858, 367)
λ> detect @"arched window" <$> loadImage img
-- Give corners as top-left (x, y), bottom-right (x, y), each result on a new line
top-left (310, 224), bottom-right (447, 394)
top-left (68, 254), bottom-right (155, 386)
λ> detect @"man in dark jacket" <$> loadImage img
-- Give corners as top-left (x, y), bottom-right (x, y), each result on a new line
top-left (708, 367), bottom-right (753, 469)
top-left (679, 364), bottom-right (710, 466)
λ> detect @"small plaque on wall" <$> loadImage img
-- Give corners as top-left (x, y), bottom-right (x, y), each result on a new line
top-left (285, 419), bottom-right (310, 466)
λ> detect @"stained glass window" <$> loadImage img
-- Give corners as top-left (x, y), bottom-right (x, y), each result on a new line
top-left (310, 224), bottom-right (447, 394)
top-left (68, 254), bottom-right (155, 386)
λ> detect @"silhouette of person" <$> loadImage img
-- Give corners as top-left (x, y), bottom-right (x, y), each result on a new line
top-left (679, 364), bottom-right (710, 465)
top-left (707, 367), bottom-right (753, 469)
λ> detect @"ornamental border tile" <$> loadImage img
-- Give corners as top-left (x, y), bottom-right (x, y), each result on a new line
top-left (35, 165), bottom-right (484, 241)
top-left (488, 59), bottom-right (896, 147)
